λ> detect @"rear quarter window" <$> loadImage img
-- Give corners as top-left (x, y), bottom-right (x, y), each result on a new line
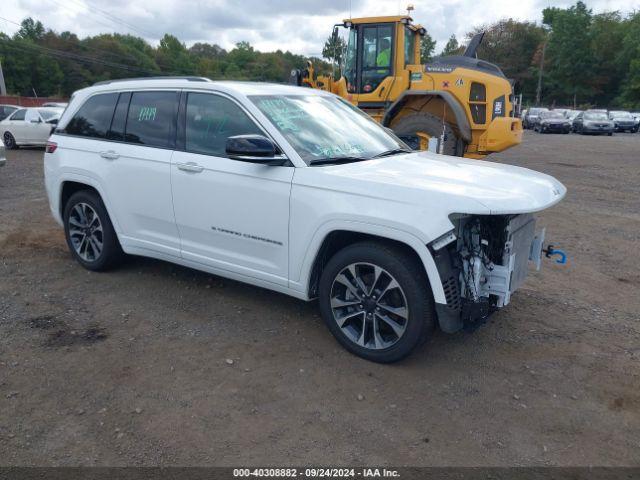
top-left (65, 93), bottom-right (119, 139)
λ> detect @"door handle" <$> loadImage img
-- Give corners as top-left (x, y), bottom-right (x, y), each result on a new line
top-left (176, 162), bottom-right (204, 173)
top-left (100, 150), bottom-right (120, 160)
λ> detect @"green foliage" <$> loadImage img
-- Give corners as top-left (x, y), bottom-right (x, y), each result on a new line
top-left (471, 2), bottom-right (640, 108)
top-left (440, 34), bottom-right (462, 56)
top-left (322, 32), bottom-right (347, 66)
top-left (2, 5), bottom-right (639, 108)
top-left (467, 20), bottom-right (546, 100)
top-left (420, 31), bottom-right (436, 63)
top-left (0, 17), bottom-right (329, 97)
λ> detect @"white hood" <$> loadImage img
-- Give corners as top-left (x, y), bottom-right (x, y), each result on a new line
top-left (296, 151), bottom-right (566, 215)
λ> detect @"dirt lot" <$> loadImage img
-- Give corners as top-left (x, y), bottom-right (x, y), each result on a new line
top-left (0, 132), bottom-right (639, 467)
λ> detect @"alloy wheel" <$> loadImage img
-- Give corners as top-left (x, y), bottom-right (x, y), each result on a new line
top-left (68, 202), bottom-right (104, 262)
top-left (329, 262), bottom-right (409, 350)
top-left (3, 132), bottom-right (15, 149)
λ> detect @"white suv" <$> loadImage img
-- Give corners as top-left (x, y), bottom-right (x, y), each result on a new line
top-left (44, 77), bottom-right (566, 362)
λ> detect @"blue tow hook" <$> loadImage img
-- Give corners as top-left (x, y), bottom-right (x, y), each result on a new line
top-left (543, 245), bottom-right (567, 265)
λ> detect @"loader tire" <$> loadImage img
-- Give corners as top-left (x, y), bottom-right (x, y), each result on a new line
top-left (391, 112), bottom-right (465, 156)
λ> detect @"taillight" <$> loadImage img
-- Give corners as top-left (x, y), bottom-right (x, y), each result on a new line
top-left (45, 141), bottom-right (57, 154)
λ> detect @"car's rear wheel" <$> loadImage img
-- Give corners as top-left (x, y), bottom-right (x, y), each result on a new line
top-left (63, 190), bottom-right (123, 271)
top-left (3, 132), bottom-right (17, 150)
top-left (318, 241), bottom-right (435, 363)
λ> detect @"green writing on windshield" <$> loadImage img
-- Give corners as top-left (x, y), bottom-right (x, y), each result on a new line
top-left (256, 98), bottom-right (308, 132)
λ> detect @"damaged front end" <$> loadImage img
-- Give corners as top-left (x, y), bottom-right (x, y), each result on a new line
top-left (431, 213), bottom-right (548, 333)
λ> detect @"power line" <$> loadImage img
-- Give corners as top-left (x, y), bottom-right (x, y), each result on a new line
top-left (0, 37), bottom-right (173, 76)
top-left (56, 0), bottom-right (159, 39)
top-left (0, 14), bottom-right (145, 65)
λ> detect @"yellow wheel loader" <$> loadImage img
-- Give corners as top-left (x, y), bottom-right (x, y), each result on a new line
top-left (291, 15), bottom-right (522, 158)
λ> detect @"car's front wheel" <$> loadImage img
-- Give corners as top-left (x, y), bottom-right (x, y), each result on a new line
top-left (318, 242), bottom-right (435, 363)
top-left (3, 132), bottom-right (17, 150)
top-left (63, 190), bottom-right (123, 271)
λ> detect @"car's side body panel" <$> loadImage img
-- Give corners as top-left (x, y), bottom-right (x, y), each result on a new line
top-left (45, 78), bottom-right (566, 311)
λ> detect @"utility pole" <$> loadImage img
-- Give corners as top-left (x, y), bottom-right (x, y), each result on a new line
top-left (0, 60), bottom-right (7, 96)
top-left (536, 41), bottom-right (547, 106)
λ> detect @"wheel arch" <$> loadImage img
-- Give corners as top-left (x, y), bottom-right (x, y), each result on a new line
top-left (57, 175), bottom-right (121, 232)
top-left (302, 225), bottom-right (447, 305)
top-left (382, 90), bottom-right (472, 143)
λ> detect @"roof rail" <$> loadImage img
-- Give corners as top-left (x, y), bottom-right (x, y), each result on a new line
top-left (93, 76), bottom-right (211, 86)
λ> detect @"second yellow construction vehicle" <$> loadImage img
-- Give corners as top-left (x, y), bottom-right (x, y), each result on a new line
top-left (291, 15), bottom-right (522, 158)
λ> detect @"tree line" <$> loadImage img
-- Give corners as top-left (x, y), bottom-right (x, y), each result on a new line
top-left (1, 1), bottom-right (639, 109)
top-left (428, 2), bottom-right (640, 109)
top-left (0, 18), bottom-right (330, 98)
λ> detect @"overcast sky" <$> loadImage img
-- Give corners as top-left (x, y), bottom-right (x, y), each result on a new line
top-left (2, 0), bottom-right (639, 55)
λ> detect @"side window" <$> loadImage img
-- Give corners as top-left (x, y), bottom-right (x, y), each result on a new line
top-left (107, 92), bottom-right (131, 141)
top-left (404, 27), bottom-right (416, 66)
top-left (65, 93), bottom-right (118, 138)
top-left (185, 93), bottom-right (262, 157)
top-left (360, 24), bottom-right (393, 94)
top-left (125, 91), bottom-right (178, 148)
top-left (25, 110), bottom-right (41, 123)
top-left (11, 109), bottom-right (26, 121)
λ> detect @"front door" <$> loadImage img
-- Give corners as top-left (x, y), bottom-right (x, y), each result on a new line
top-left (171, 92), bottom-right (293, 286)
top-left (24, 109), bottom-right (51, 144)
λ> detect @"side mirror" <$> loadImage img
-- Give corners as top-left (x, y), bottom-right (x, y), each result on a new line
top-left (225, 135), bottom-right (287, 166)
top-left (47, 118), bottom-right (59, 125)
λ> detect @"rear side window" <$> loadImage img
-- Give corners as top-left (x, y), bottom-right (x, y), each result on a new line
top-left (11, 109), bottom-right (26, 121)
top-left (0, 106), bottom-right (17, 120)
top-left (185, 93), bottom-right (262, 157)
top-left (65, 93), bottom-right (118, 138)
top-left (125, 91), bottom-right (178, 148)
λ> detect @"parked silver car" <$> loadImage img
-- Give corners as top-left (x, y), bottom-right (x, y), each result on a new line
top-left (609, 111), bottom-right (639, 133)
top-left (572, 111), bottom-right (614, 135)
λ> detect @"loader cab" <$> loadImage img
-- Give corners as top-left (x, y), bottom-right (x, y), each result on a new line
top-left (336, 16), bottom-right (423, 102)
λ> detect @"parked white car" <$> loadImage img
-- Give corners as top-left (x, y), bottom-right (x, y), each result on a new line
top-left (44, 78), bottom-right (566, 362)
top-left (0, 138), bottom-right (5, 168)
top-left (1, 107), bottom-right (63, 149)
top-left (0, 104), bottom-right (19, 121)
top-left (42, 102), bottom-right (68, 108)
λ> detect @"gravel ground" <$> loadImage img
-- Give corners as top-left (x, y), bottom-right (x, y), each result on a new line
top-left (0, 131), bottom-right (639, 467)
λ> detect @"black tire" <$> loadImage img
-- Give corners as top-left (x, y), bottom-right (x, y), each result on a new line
top-left (318, 241), bottom-right (435, 363)
top-left (63, 190), bottom-right (123, 271)
top-left (607, 132), bottom-right (613, 136)
top-left (391, 112), bottom-right (465, 156)
top-left (3, 132), bottom-right (17, 150)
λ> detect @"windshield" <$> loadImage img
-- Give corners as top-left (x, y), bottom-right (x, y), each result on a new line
top-left (610, 111), bottom-right (631, 118)
top-left (584, 112), bottom-right (608, 121)
top-left (529, 108), bottom-right (548, 115)
top-left (542, 111), bottom-right (564, 119)
top-left (250, 95), bottom-right (407, 165)
top-left (38, 109), bottom-right (62, 121)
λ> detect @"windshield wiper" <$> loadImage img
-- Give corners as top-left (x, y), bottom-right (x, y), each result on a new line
top-left (309, 156), bottom-right (369, 166)
top-left (371, 148), bottom-right (412, 159)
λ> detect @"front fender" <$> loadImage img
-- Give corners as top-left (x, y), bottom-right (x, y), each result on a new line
top-left (289, 219), bottom-right (448, 304)
top-left (381, 90), bottom-right (472, 143)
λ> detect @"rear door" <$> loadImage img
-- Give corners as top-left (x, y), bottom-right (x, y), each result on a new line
top-left (170, 91), bottom-right (293, 285)
top-left (60, 90), bottom-right (181, 257)
top-left (102, 90), bottom-right (181, 256)
top-left (6, 109), bottom-right (27, 142)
